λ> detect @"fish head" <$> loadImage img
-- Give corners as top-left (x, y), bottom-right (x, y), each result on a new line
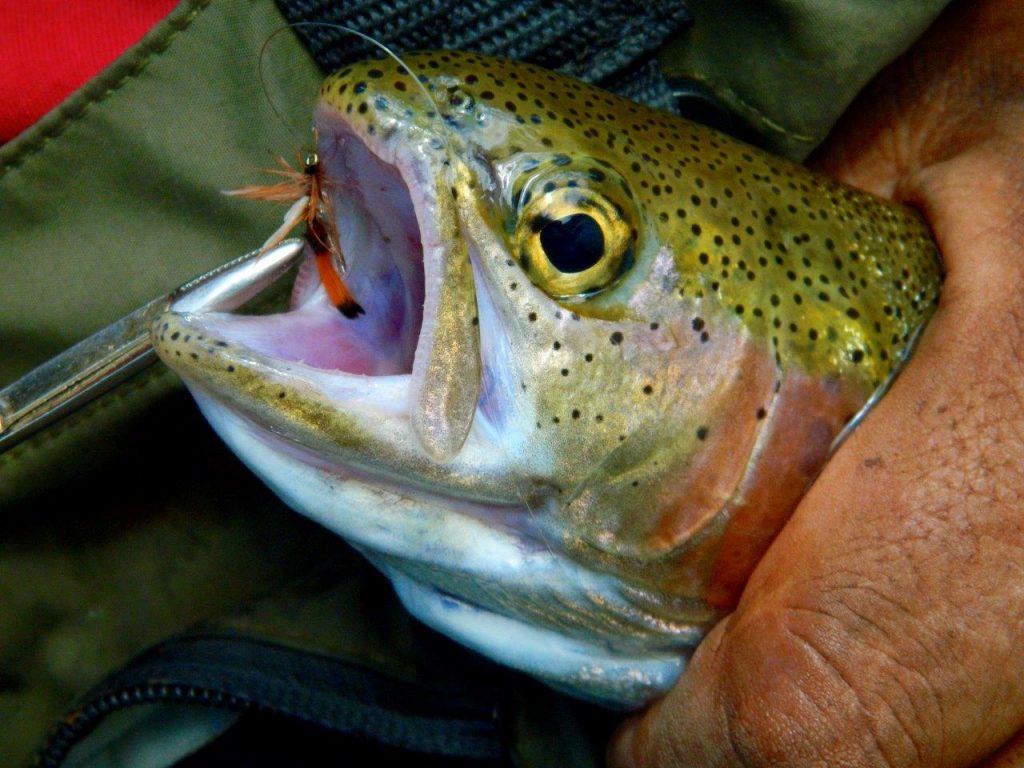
top-left (152, 52), bottom-right (941, 707)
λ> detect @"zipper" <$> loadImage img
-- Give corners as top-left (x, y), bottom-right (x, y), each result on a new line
top-left (35, 634), bottom-right (508, 767)
top-left (38, 683), bottom-right (250, 767)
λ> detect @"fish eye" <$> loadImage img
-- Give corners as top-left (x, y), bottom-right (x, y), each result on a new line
top-left (511, 164), bottom-right (637, 302)
top-left (538, 213), bottom-right (605, 273)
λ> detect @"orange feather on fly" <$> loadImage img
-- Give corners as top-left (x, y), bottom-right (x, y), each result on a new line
top-left (226, 146), bottom-right (365, 318)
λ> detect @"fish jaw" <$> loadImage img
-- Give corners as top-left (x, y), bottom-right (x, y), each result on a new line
top-left (190, 388), bottom-right (689, 707)
top-left (151, 312), bottom-right (703, 706)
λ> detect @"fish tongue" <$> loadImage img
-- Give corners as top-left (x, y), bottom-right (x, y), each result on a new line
top-left (410, 177), bottom-right (481, 461)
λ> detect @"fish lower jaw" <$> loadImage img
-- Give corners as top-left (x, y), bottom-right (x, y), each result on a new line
top-left (194, 393), bottom-right (694, 708)
top-left (384, 569), bottom-right (687, 709)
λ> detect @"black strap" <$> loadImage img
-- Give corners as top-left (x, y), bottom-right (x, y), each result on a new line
top-left (275, 0), bottom-right (691, 111)
top-left (37, 634), bottom-right (510, 767)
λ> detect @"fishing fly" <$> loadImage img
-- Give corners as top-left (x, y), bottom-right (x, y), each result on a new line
top-left (226, 145), bottom-right (365, 318)
top-left (227, 24), bottom-right (454, 321)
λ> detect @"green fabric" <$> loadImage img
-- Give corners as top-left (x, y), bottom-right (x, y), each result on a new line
top-left (659, 0), bottom-right (952, 159)
top-left (0, 4), bottom-right (610, 766)
top-left (0, 1), bottom-right (330, 764)
top-left (0, 391), bottom-right (359, 767)
top-left (0, 0), bottom-right (321, 385)
top-left (0, 0), bottom-right (322, 496)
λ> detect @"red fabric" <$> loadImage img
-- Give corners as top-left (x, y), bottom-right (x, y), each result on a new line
top-left (0, 0), bottom-right (180, 142)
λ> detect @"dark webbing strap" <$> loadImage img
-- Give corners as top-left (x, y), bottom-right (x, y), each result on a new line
top-left (39, 635), bottom-right (510, 767)
top-left (274, 0), bottom-right (691, 112)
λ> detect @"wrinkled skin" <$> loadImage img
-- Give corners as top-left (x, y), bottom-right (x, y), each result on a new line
top-left (610, 0), bottom-right (1024, 765)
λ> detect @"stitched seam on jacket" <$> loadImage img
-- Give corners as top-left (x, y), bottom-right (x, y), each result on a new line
top-left (0, 0), bottom-right (212, 177)
top-left (678, 72), bottom-right (819, 145)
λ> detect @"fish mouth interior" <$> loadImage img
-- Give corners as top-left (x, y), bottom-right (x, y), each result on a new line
top-left (212, 123), bottom-right (426, 376)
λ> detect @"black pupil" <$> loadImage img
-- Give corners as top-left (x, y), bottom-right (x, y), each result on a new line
top-left (539, 214), bottom-right (605, 273)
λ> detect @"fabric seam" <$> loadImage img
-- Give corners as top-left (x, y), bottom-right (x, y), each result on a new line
top-left (0, 0), bottom-right (213, 178)
top-left (678, 72), bottom-right (819, 145)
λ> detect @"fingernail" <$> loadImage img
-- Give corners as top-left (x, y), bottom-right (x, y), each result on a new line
top-left (607, 717), bottom-right (639, 768)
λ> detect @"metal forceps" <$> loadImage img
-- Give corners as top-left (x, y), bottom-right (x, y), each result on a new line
top-left (0, 239), bottom-right (305, 455)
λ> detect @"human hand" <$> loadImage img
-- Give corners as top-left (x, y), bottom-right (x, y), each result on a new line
top-left (610, 1), bottom-right (1024, 765)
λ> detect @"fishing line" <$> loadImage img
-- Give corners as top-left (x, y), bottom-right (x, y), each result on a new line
top-left (255, 25), bottom-right (311, 147)
top-left (256, 22), bottom-right (458, 160)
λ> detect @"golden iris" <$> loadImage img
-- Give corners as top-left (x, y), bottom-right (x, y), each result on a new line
top-left (514, 184), bottom-right (636, 300)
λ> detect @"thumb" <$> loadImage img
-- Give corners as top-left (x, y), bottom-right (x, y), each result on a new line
top-left (607, 597), bottom-right (884, 767)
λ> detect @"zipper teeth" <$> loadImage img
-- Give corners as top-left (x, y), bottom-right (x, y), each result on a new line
top-left (37, 683), bottom-right (252, 768)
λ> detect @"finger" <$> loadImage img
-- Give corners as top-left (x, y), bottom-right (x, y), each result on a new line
top-left (610, 119), bottom-right (1024, 768)
top-left (981, 730), bottom-right (1024, 768)
top-left (808, 0), bottom-right (1024, 193)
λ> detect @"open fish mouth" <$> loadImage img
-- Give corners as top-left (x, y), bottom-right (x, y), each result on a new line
top-left (152, 113), bottom-right (694, 708)
top-left (222, 119), bottom-right (427, 377)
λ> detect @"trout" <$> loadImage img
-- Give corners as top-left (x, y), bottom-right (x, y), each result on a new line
top-left (152, 51), bottom-right (941, 707)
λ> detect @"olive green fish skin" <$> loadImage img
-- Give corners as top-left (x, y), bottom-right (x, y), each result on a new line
top-left (321, 52), bottom-right (940, 391)
top-left (152, 51), bottom-right (941, 706)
